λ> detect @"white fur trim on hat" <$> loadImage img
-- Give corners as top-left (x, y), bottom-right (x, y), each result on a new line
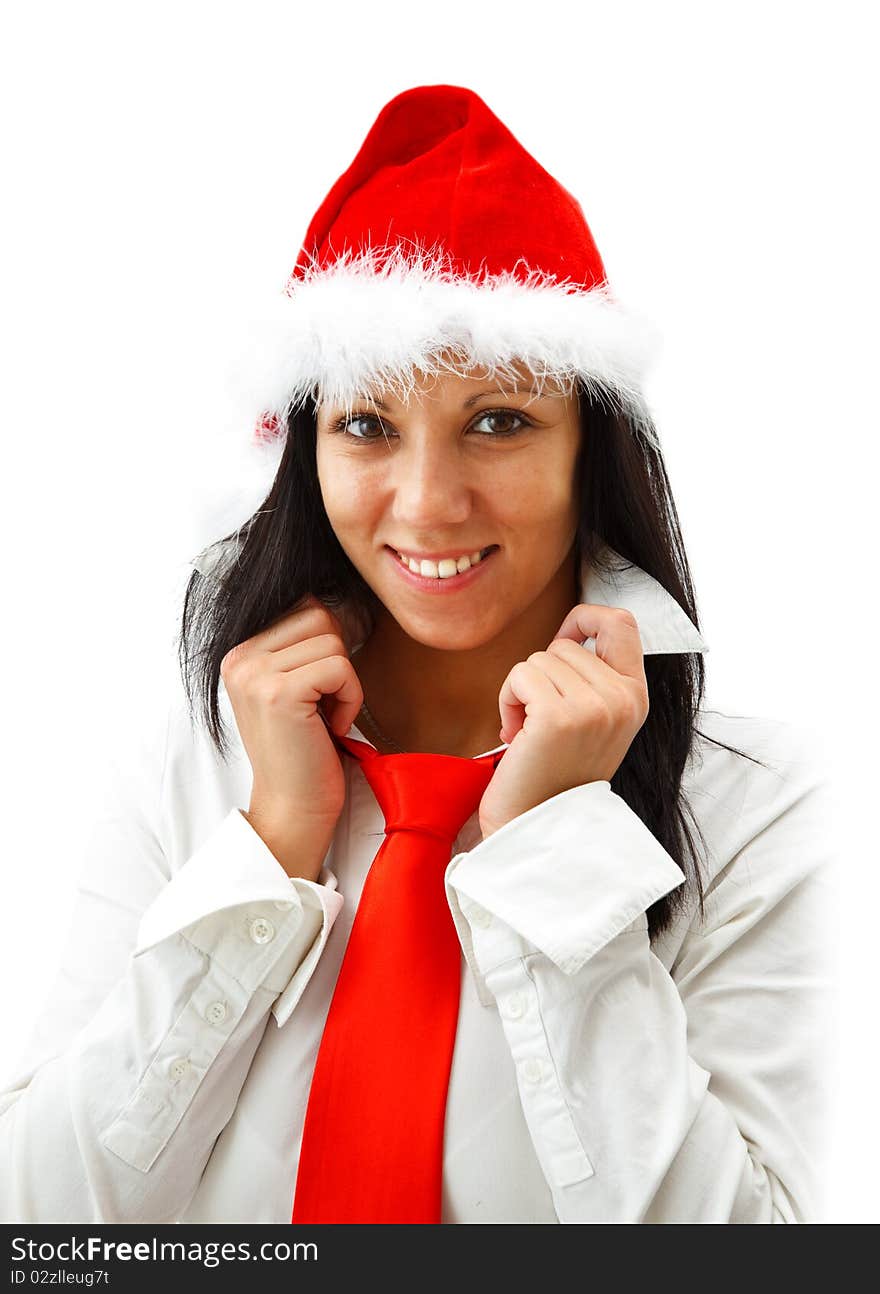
top-left (229, 243), bottom-right (664, 427)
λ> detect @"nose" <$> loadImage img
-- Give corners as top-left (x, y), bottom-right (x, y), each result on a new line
top-left (387, 432), bottom-right (473, 530)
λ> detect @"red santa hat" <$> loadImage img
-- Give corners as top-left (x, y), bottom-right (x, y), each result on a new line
top-left (194, 84), bottom-right (662, 555)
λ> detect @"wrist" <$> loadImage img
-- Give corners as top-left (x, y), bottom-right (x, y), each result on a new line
top-left (241, 808), bottom-right (328, 883)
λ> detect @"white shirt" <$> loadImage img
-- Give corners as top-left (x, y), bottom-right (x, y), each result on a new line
top-left (0, 545), bottom-right (838, 1224)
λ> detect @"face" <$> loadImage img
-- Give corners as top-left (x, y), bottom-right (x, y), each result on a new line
top-left (315, 358), bottom-right (583, 653)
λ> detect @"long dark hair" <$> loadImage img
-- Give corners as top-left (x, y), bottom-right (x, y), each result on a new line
top-left (177, 381), bottom-right (767, 938)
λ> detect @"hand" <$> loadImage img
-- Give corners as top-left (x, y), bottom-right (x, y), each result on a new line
top-left (221, 595), bottom-right (364, 879)
top-left (477, 605), bottom-right (650, 839)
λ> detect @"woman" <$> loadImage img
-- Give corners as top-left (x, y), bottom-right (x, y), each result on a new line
top-left (0, 84), bottom-right (835, 1224)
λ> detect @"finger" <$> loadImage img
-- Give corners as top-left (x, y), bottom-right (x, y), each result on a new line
top-left (296, 596), bottom-right (370, 656)
top-left (552, 604), bottom-right (645, 683)
top-left (259, 597), bottom-right (345, 654)
top-left (270, 633), bottom-right (348, 673)
top-left (498, 661), bottom-right (562, 742)
top-left (298, 656), bottom-right (364, 736)
top-left (545, 636), bottom-right (635, 709)
top-left (522, 649), bottom-right (594, 700)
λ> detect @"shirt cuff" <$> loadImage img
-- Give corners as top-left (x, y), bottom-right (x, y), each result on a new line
top-left (445, 780), bottom-right (686, 1004)
top-left (133, 807), bottom-right (344, 1026)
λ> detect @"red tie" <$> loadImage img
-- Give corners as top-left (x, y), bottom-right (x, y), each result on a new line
top-left (291, 732), bottom-right (506, 1224)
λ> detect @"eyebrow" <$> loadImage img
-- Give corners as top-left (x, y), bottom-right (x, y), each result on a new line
top-left (363, 386), bottom-right (565, 412)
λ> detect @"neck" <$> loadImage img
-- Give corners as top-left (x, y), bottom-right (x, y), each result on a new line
top-left (352, 547), bottom-right (582, 758)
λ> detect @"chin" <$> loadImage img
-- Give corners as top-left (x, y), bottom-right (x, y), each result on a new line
top-left (393, 609), bottom-right (504, 652)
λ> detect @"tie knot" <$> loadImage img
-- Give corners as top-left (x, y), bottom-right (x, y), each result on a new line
top-left (335, 734), bottom-right (503, 844)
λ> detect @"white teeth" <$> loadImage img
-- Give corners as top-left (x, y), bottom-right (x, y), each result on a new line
top-left (395, 548), bottom-right (491, 579)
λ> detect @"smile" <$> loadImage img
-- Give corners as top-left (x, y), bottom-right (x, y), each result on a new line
top-left (385, 545), bottom-right (499, 592)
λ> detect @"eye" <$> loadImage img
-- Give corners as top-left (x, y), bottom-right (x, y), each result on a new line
top-left (326, 406), bottom-right (532, 442)
top-left (328, 413), bottom-right (387, 440)
top-left (471, 408), bottom-right (530, 436)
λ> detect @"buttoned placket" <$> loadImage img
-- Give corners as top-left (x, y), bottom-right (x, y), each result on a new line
top-left (100, 891), bottom-right (310, 1174)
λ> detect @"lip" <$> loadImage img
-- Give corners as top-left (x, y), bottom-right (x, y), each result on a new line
top-left (385, 545), bottom-right (499, 593)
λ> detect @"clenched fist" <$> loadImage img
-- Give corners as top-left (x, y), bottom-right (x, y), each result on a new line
top-left (221, 595), bottom-right (364, 881)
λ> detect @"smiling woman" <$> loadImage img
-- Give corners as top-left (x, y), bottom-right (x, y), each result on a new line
top-left (0, 83), bottom-right (836, 1227)
top-left (313, 362), bottom-right (584, 757)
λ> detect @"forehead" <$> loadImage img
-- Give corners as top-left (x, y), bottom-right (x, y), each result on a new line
top-left (315, 352), bottom-right (576, 419)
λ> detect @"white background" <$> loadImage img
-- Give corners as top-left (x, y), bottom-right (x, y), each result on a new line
top-left (1, 0), bottom-right (876, 1222)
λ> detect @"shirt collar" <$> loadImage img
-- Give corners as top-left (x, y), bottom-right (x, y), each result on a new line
top-left (577, 544), bottom-right (708, 656)
top-left (192, 538), bottom-right (708, 657)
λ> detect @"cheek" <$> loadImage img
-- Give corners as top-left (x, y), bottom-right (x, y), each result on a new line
top-left (317, 452), bottom-right (376, 532)
top-left (493, 451), bottom-right (578, 529)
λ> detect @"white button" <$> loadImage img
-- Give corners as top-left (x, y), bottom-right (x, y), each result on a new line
top-left (249, 916), bottom-right (275, 944)
top-left (521, 1056), bottom-right (546, 1086)
top-left (205, 1000), bottom-right (228, 1025)
top-left (273, 899), bottom-right (294, 912)
top-left (168, 1056), bottom-right (191, 1082)
top-left (468, 902), bottom-right (493, 929)
top-left (503, 991), bottom-right (529, 1021)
